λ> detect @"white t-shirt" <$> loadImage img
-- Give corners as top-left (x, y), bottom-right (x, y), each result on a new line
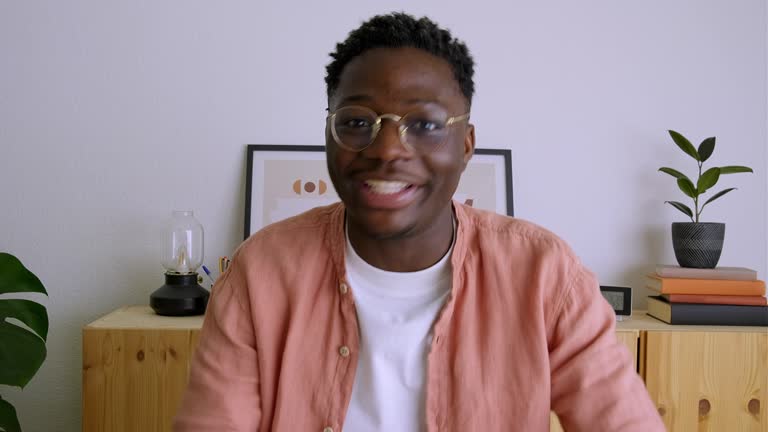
top-left (342, 227), bottom-right (453, 432)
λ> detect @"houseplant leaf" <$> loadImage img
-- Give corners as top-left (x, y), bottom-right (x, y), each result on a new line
top-left (658, 167), bottom-right (690, 181)
top-left (697, 137), bottom-right (716, 162)
top-left (664, 201), bottom-right (694, 219)
top-left (0, 300), bottom-right (48, 342)
top-left (701, 188), bottom-right (737, 208)
top-left (0, 253), bottom-right (48, 432)
top-left (719, 166), bottom-right (754, 174)
top-left (697, 167), bottom-right (721, 194)
top-left (0, 320), bottom-right (47, 388)
top-left (669, 130), bottom-right (700, 161)
top-left (676, 178), bottom-right (697, 198)
top-left (0, 253), bottom-right (47, 296)
top-left (0, 397), bottom-right (21, 432)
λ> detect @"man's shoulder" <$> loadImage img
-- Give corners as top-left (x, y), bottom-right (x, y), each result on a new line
top-left (458, 204), bottom-right (574, 257)
top-left (238, 203), bottom-right (342, 256)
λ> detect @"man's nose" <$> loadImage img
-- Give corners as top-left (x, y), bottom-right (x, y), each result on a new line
top-left (363, 119), bottom-right (414, 161)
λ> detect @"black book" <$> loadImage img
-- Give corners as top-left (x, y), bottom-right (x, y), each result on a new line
top-left (647, 295), bottom-right (768, 326)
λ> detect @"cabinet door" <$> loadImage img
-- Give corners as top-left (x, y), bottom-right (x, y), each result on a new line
top-left (550, 330), bottom-right (639, 431)
top-left (644, 331), bottom-right (767, 432)
top-left (83, 328), bottom-right (200, 432)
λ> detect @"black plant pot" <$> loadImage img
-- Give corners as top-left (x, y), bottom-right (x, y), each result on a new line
top-left (671, 222), bottom-right (725, 269)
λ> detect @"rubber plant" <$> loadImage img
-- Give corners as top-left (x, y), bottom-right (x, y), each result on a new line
top-left (659, 130), bottom-right (753, 221)
top-left (0, 253), bottom-right (48, 432)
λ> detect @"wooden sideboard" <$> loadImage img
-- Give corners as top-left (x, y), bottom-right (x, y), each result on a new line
top-left (83, 306), bottom-right (767, 431)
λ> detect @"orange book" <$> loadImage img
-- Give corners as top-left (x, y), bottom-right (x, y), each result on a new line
top-left (646, 274), bottom-right (766, 296)
top-left (661, 293), bottom-right (768, 306)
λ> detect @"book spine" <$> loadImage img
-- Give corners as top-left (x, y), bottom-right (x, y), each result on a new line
top-left (670, 303), bottom-right (768, 326)
top-left (664, 294), bottom-right (768, 306)
top-left (656, 268), bottom-right (757, 281)
top-left (649, 278), bottom-right (766, 296)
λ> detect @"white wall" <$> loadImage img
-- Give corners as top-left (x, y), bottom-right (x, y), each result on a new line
top-left (1, 1), bottom-right (765, 430)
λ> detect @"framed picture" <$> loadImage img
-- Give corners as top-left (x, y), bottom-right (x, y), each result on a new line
top-left (599, 285), bottom-right (633, 320)
top-left (244, 145), bottom-right (513, 238)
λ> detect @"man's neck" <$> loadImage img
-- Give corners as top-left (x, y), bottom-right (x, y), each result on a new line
top-left (346, 208), bottom-right (455, 272)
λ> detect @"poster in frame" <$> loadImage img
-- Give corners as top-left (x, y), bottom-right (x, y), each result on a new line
top-left (244, 145), bottom-right (513, 239)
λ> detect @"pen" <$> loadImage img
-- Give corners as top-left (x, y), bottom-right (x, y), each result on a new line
top-left (201, 265), bottom-right (216, 286)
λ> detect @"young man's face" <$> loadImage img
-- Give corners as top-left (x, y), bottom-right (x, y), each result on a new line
top-left (326, 47), bottom-right (475, 240)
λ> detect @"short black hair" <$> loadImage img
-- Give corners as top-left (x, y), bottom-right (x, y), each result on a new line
top-left (325, 12), bottom-right (475, 106)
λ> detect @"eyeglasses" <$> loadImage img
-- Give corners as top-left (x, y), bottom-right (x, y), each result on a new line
top-left (327, 105), bottom-right (470, 153)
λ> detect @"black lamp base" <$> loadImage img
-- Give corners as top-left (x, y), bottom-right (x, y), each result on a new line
top-left (150, 273), bottom-right (210, 316)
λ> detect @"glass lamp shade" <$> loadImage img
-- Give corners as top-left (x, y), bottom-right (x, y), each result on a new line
top-left (161, 210), bottom-right (204, 274)
top-left (150, 210), bottom-right (209, 316)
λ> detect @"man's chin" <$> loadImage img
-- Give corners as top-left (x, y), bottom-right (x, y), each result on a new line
top-left (347, 212), bottom-right (418, 241)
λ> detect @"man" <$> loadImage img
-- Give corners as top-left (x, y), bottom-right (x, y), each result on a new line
top-left (174, 13), bottom-right (664, 431)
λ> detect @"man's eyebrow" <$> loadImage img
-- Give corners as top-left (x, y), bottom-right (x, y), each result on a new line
top-left (338, 94), bottom-right (372, 104)
top-left (403, 98), bottom-right (441, 105)
top-left (338, 94), bottom-right (443, 106)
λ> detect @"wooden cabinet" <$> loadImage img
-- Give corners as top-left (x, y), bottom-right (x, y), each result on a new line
top-left (644, 331), bottom-right (767, 431)
top-left (83, 307), bottom-right (766, 432)
top-left (82, 307), bottom-right (202, 432)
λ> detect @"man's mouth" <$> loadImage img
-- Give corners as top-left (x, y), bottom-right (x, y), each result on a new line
top-left (363, 180), bottom-right (415, 195)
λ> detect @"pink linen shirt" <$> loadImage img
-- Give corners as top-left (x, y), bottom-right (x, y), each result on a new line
top-left (174, 202), bottom-right (664, 431)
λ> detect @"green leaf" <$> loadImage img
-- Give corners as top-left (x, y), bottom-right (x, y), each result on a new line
top-left (697, 137), bottom-right (716, 162)
top-left (0, 397), bottom-right (21, 432)
top-left (677, 178), bottom-right (697, 198)
top-left (665, 201), bottom-right (694, 219)
top-left (719, 166), bottom-right (754, 174)
top-left (697, 167), bottom-right (721, 194)
top-left (0, 253), bottom-right (47, 296)
top-left (0, 300), bottom-right (48, 342)
top-left (668, 130), bottom-right (700, 161)
top-left (658, 167), bottom-right (690, 181)
top-left (702, 187), bottom-right (737, 208)
top-left (0, 321), bottom-right (47, 388)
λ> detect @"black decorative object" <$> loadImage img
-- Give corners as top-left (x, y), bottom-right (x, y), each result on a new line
top-left (150, 273), bottom-right (209, 316)
top-left (671, 222), bottom-right (725, 269)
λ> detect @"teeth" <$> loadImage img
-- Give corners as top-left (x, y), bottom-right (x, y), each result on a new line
top-left (365, 180), bottom-right (411, 195)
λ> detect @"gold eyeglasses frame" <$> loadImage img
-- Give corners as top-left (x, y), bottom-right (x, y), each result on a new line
top-left (327, 105), bottom-right (470, 153)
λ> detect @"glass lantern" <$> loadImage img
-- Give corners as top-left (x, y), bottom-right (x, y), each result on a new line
top-left (150, 210), bottom-right (210, 316)
top-left (161, 210), bottom-right (204, 274)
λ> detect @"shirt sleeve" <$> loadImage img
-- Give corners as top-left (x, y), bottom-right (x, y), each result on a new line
top-left (173, 264), bottom-right (261, 431)
top-left (548, 264), bottom-right (665, 432)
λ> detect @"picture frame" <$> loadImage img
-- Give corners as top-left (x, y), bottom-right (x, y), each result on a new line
top-left (244, 145), bottom-right (513, 239)
top-left (599, 285), bottom-right (633, 320)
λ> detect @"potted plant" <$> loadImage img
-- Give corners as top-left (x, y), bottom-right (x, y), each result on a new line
top-left (659, 130), bottom-right (753, 268)
top-left (0, 253), bottom-right (49, 432)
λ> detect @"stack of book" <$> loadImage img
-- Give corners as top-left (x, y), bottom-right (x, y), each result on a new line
top-left (646, 265), bottom-right (768, 326)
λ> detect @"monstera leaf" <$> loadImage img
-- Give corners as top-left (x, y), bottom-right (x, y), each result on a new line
top-left (0, 253), bottom-right (48, 432)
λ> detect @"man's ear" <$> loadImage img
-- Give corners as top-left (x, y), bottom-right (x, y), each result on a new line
top-left (462, 123), bottom-right (476, 168)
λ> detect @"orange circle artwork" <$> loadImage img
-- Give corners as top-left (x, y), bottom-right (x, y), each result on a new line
top-left (293, 179), bottom-right (329, 195)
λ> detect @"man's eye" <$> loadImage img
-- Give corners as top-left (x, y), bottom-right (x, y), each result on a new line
top-left (410, 120), bottom-right (443, 132)
top-left (341, 118), bottom-right (372, 129)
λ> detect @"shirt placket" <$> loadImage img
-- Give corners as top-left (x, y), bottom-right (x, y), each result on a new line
top-left (323, 279), bottom-right (360, 432)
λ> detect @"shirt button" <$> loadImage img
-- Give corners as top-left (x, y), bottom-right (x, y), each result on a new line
top-left (323, 427), bottom-right (333, 432)
top-left (339, 345), bottom-right (350, 357)
top-left (339, 282), bottom-right (348, 294)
